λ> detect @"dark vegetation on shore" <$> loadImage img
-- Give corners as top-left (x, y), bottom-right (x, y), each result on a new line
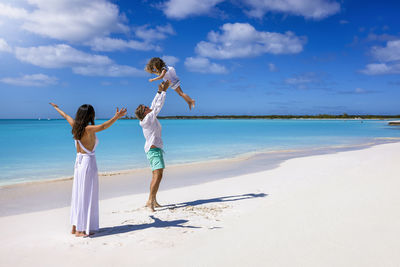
top-left (122, 113), bottom-right (400, 120)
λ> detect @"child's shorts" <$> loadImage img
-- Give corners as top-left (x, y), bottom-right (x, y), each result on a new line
top-left (170, 80), bottom-right (180, 90)
top-left (146, 148), bottom-right (165, 171)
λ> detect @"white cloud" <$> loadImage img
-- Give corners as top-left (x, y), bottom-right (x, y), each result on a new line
top-left (242, 0), bottom-right (340, 19)
top-left (360, 63), bottom-right (400, 75)
top-left (159, 0), bottom-right (339, 20)
top-left (0, 38), bottom-right (12, 53)
top-left (162, 55), bottom-right (179, 66)
top-left (22, 0), bottom-right (128, 43)
top-left (184, 57), bottom-right (227, 74)
top-left (88, 37), bottom-right (160, 52)
top-left (72, 65), bottom-right (143, 77)
top-left (0, 3), bottom-right (28, 19)
top-left (14, 44), bottom-right (143, 77)
top-left (371, 40), bottom-right (400, 62)
top-left (361, 40), bottom-right (400, 75)
top-left (135, 24), bottom-right (175, 41)
top-left (0, 0), bottom-right (127, 43)
top-left (0, 73), bottom-right (57, 87)
top-left (195, 23), bottom-right (306, 59)
top-left (15, 44), bottom-right (112, 68)
top-left (161, 0), bottom-right (224, 19)
top-left (268, 63), bottom-right (278, 72)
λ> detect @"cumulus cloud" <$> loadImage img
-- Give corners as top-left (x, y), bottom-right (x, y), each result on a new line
top-left (0, 3), bottom-right (28, 19)
top-left (360, 63), bottom-right (400, 75)
top-left (361, 40), bottom-right (400, 75)
top-left (184, 57), bottom-right (227, 74)
top-left (242, 0), bottom-right (340, 19)
top-left (370, 40), bottom-right (400, 62)
top-left (195, 23), bottom-right (306, 59)
top-left (135, 24), bottom-right (175, 41)
top-left (0, 38), bottom-right (12, 53)
top-left (160, 0), bottom-right (224, 19)
top-left (159, 0), bottom-right (339, 19)
top-left (16, 0), bottom-right (127, 43)
top-left (87, 24), bottom-right (175, 52)
top-left (162, 55), bottom-right (179, 66)
top-left (14, 44), bottom-right (143, 77)
top-left (88, 37), bottom-right (160, 52)
top-left (0, 73), bottom-right (57, 87)
top-left (15, 44), bottom-right (112, 68)
top-left (72, 65), bottom-right (143, 77)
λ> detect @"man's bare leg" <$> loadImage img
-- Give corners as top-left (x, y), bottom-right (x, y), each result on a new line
top-left (71, 225), bottom-right (76, 234)
top-left (146, 169), bottom-right (163, 211)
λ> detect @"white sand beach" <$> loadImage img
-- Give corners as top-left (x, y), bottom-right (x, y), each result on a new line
top-left (1, 142), bottom-right (400, 267)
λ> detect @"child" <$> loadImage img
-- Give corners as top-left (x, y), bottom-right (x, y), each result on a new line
top-left (50, 103), bottom-right (127, 237)
top-left (145, 57), bottom-right (195, 110)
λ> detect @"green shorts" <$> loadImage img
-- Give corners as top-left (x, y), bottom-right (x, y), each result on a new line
top-left (146, 148), bottom-right (165, 171)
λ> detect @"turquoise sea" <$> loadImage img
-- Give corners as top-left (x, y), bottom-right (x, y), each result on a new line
top-left (0, 119), bottom-right (399, 186)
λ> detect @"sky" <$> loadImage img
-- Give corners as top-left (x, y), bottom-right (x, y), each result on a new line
top-left (0, 0), bottom-right (400, 118)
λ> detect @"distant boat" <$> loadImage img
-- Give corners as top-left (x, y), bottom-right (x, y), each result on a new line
top-left (388, 121), bottom-right (400, 125)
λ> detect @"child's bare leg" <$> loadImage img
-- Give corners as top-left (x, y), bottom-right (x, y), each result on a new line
top-left (71, 225), bottom-right (76, 234)
top-left (175, 86), bottom-right (195, 110)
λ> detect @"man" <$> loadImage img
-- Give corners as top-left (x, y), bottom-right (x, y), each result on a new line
top-left (135, 81), bottom-right (170, 211)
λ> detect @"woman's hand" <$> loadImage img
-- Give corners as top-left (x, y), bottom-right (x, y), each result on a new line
top-left (149, 78), bottom-right (154, 82)
top-left (115, 107), bottom-right (127, 119)
top-left (49, 102), bottom-right (58, 108)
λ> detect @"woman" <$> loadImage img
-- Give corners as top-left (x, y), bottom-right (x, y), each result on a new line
top-left (50, 103), bottom-right (127, 237)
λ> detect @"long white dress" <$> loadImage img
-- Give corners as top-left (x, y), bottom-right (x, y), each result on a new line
top-left (70, 137), bottom-right (99, 234)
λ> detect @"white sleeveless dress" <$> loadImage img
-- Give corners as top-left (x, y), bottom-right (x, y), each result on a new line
top-left (70, 137), bottom-right (99, 234)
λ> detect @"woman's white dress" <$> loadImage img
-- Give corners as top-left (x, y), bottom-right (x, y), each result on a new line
top-left (70, 137), bottom-right (99, 234)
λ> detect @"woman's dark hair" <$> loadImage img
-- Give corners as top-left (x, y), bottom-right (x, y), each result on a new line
top-left (145, 57), bottom-right (166, 74)
top-left (72, 104), bottom-right (95, 140)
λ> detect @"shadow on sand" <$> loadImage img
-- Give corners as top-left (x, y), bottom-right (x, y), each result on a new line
top-left (92, 192), bottom-right (267, 238)
top-left (158, 193), bottom-right (267, 211)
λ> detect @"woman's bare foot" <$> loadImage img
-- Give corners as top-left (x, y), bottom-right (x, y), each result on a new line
top-left (71, 225), bottom-right (76, 235)
top-left (75, 231), bottom-right (94, 237)
top-left (75, 231), bottom-right (87, 237)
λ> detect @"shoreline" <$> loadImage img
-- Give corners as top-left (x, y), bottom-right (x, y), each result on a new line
top-left (2, 136), bottom-right (400, 189)
top-left (1, 139), bottom-right (399, 218)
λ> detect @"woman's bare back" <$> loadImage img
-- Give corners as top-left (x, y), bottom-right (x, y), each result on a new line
top-left (76, 128), bottom-right (97, 153)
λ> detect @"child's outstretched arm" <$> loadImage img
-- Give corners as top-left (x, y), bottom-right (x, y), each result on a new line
top-left (149, 69), bottom-right (167, 82)
top-left (86, 108), bottom-right (127, 133)
top-left (49, 103), bottom-right (74, 127)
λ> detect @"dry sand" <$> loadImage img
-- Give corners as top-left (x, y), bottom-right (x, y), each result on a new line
top-left (1, 142), bottom-right (399, 266)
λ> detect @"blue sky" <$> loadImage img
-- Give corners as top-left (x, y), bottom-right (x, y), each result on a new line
top-left (0, 0), bottom-right (400, 118)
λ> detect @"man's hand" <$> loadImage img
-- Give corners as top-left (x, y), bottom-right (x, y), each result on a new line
top-left (159, 80), bottom-right (170, 92)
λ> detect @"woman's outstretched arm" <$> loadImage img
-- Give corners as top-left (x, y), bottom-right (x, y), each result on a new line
top-left (49, 103), bottom-right (74, 127)
top-left (86, 107), bottom-right (127, 133)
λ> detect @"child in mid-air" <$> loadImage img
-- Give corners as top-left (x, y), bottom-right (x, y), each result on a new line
top-left (145, 57), bottom-right (195, 110)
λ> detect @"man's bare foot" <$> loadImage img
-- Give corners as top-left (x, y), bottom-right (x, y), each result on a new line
top-left (145, 202), bottom-right (155, 212)
top-left (154, 201), bottom-right (162, 208)
top-left (71, 225), bottom-right (76, 234)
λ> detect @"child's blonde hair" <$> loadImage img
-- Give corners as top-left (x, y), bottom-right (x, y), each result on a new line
top-left (145, 57), bottom-right (166, 74)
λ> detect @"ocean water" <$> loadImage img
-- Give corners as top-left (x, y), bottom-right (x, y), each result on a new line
top-left (0, 119), bottom-right (399, 186)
